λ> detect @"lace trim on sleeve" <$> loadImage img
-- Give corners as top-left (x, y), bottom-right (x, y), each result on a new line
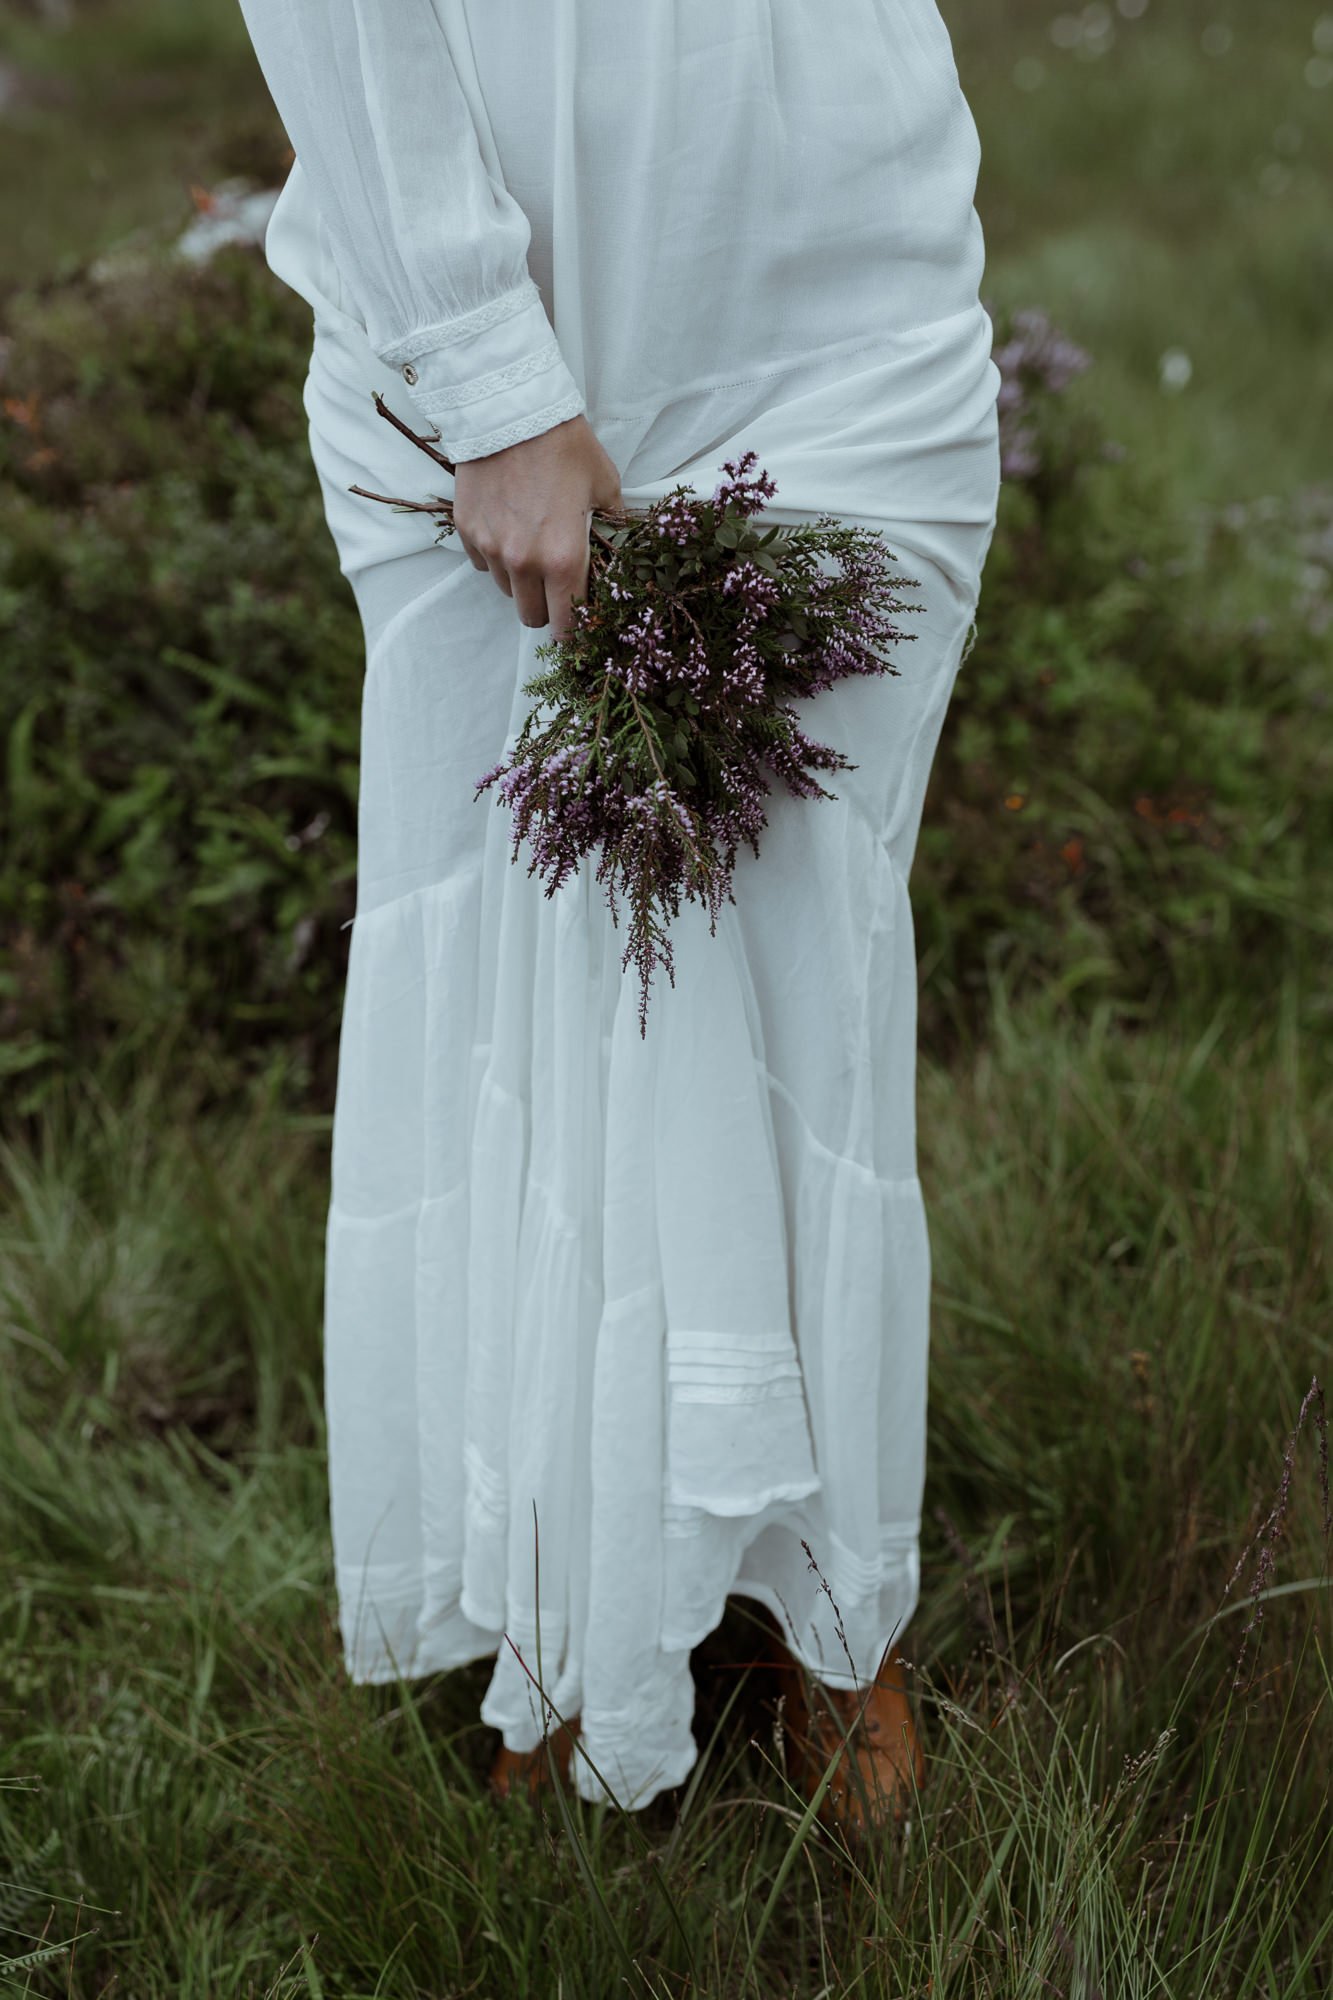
top-left (375, 277), bottom-right (541, 368)
top-left (446, 390), bottom-right (588, 463)
top-left (411, 339), bottom-right (568, 415)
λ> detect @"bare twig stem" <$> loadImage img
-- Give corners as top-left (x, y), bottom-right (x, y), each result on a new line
top-left (347, 485), bottom-right (453, 514)
top-left (370, 391), bottom-right (458, 473)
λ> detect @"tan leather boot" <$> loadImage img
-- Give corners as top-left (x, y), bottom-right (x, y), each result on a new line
top-left (488, 1716), bottom-right (581, 1801)
top-left (773, 1643), bottom-right (924, 1838)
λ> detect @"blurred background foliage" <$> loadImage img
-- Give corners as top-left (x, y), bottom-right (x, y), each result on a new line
top-left (1, 0), bottom-right (1331, 1115)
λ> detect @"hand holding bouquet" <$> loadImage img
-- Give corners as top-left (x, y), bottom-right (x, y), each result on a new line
top-left (352, 398), bottom-right (923, 1036)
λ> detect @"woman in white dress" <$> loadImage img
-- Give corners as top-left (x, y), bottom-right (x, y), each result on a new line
top-left (236, 0), bottom-right (1001, 1828)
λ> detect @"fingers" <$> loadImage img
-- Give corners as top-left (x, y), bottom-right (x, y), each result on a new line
top-left (449, 416), bottom-right (613, 636)
top-left (456, 528), bottom-right (553, 629)
top-left (455, 530), bottom-right (491, 575)
top-left (469, 545), bottom-right (588, 638)
top-left (596, 471), bottom-right (626, 520)
top-left (545, 583), bottom-right (573, 643)
top-left (510, 567), bottom-right (550, 631)
top-left (459, 530), bottom-right (540, 621)
top-left (544, 535), bottom-right (592, 642)
top-left (484, 552), bottom-right (515, 604)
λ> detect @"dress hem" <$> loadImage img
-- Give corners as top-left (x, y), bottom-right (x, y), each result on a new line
top-left (335, 1564), bottom-right (919, 1700)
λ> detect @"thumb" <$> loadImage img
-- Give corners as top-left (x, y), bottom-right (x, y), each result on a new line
top-left (592, 452), bottom-right (625, 519)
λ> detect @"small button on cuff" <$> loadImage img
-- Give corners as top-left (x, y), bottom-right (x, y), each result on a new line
top-left (401, 362), bottom-right (419, 386)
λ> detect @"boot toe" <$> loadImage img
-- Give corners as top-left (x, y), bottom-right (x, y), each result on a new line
top-left (773, 1647), bottom-right (923, 1839)
top-left (488, 1717), bottom-right (581, 1801)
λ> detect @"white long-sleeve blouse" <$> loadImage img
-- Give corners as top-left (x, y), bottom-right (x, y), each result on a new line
top-left (236, 0), bottom-right (991, 464)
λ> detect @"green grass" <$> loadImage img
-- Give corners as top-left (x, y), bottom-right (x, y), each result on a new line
top-left (1, 971), bottom-right (1329, 1994)
top-left (2, 0), bottom-right (1331, 1991)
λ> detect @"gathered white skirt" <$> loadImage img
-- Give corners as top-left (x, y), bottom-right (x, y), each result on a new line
top-left (295, 263), bottom-right (1001, 1808)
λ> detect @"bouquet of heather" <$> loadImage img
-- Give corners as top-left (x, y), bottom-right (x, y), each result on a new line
top-left (352, 395), bottom-right (923, 1036)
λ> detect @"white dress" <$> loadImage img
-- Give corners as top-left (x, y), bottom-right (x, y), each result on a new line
top-left (237, 0), bottom-right (1002, 1810)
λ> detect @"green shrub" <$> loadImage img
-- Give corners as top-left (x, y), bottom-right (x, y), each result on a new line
top-left (1, 244), bottom-right (362, 1115)
top-left (914, 304), bottom-right (1332, 1050)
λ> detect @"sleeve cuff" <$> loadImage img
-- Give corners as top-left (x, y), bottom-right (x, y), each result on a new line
top-left (377, 279), bottom-right (587, 462)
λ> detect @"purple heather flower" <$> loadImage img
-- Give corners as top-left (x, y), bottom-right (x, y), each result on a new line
top-left (654, 492), bottom-right (697, 547)
top-left (710, 450), bottom-right (779, 518)
top-left (1001, 429), bottom-right (1041, 482)
top-left (721, 559), bottom-right (782, 615)
top-left (987, 299), bottom-right (1093, 486)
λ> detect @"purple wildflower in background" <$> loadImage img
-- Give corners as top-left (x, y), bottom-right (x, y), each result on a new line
top-left (988, 300), bottom-right (1092, 483)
